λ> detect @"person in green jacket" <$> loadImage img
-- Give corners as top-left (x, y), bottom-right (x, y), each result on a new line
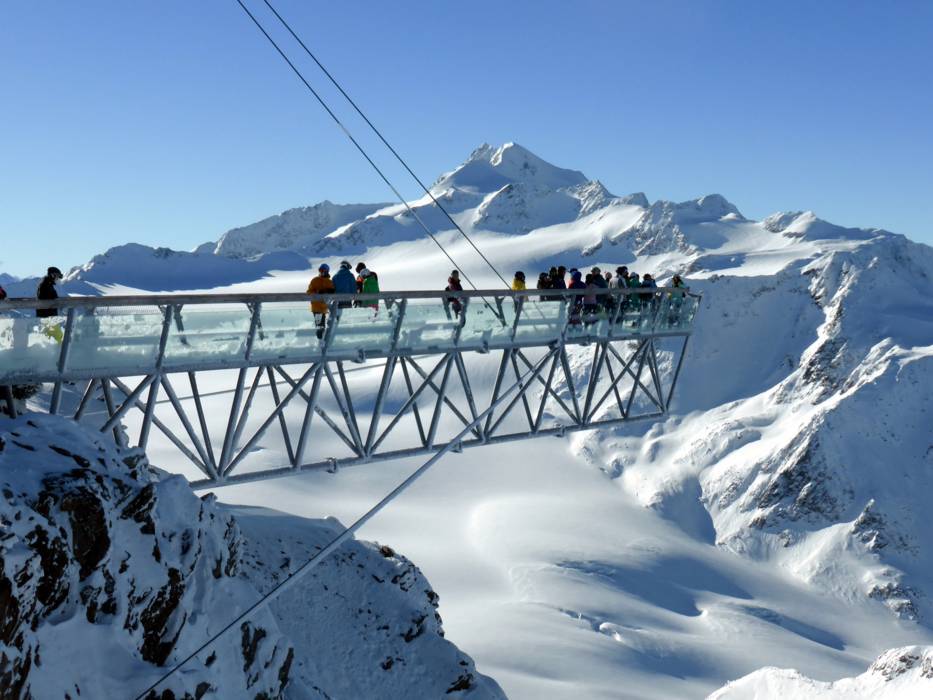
top-left (359, 267), bottom-right (380, 314)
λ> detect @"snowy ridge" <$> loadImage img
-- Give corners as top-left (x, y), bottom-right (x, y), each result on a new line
top-left (0, 415), bottom-right (502, 698)
top-left (710, 646), bottom-right (933, 699)
top-left (206, 201), bottom-right (389, 259)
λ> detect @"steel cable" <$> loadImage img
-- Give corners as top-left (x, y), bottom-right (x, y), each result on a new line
top-left (260, 0), bottom-right (512, 291)
top-left (232, 0), bottom-right (502, 319)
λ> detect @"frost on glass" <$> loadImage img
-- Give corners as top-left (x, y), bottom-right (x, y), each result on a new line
top-left (328, 304), bottom-right (395, 356)
top-left (251, 303), bottom-right (323, 362)
top-left (68, 306), bottom-right (164, 373)
top-left (513, 300), bottom-right (565, 343)
top-left (396, 300), bottom-right (458, 352)
top-left (0, 314), bottom-right (62, 376)
top-left (459, 298), bottom-right (507, 349)
top-left (163, 305), bottom-right (252, 369)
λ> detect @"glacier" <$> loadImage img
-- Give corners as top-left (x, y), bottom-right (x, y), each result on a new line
top-left (2, 141), bottom-right (932, 698)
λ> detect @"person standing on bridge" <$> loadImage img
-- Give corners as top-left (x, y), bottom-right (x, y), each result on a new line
top-left (36, 266), bottom-right (62, 319)
top-left (446, 269), bottom-right (464, 318)
top-left (511, 271), bottom-right (526, 291)
top-left (358, 266), bottom-right (380, 316)
top-left (307, 263), bottom-right (335, 340)
top-left (332, 261), bottom-right (357, 308)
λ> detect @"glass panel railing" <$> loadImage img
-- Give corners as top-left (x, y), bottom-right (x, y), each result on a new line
top-left (162, 304), bottom-right (252, 369)
top-left (486, 298), bottom-right (518, 347)
top-left (328, 303), bottom-right (395, 356)
top-left (396, 300), bottom-right (457, 353)
top-left (459, 298), bottom-right (505, 349)
top-left (67, 306), bottom-right (165, 374)
top-left (251, 303), bottom-right (323, 362)
top-left (513, 299), bottom-right (566, 343)
top-left (0, 312), bottom-right (63, 378)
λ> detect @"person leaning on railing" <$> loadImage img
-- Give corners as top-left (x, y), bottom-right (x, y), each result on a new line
top-left (307, 263), bottom-right (335, 340)
top-left (332, 261), bottom-right (357, 308)
top-left (36, 266), bottom-right (62, 318)
top-left (445, 270), bottom-right (464, 318)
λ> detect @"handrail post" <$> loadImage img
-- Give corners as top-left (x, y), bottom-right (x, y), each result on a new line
top-left (390, 298), bottom-right (407, 353)
top-left (510, 296), bottom-right (525, 342)
top-left (139, 304), bottom-right (174, 449)
top-left (244, 302), bottom-right (262, 361)
top-left (49, 307), bottom-right (76, 415)
top-left (453, 297), bottom-right (468, 346)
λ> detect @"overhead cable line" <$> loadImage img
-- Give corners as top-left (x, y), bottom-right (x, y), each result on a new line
top-left (260, 0), bottom-right (512, 291)
top-left (132, 349), bottom-right (552, 699)
top-left (232, 0), bottom-right (500, 318)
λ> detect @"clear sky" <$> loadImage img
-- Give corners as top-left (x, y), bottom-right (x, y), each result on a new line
top-left (2, 0), bottom-right (931, 277)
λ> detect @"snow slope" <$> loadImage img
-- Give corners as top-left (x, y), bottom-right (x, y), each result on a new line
top-left (3, 143), bottom-right (933, 698)
top-left (710, 646), bottom-right (933, 699)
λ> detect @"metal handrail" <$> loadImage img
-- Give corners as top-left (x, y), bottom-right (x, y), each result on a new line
top-left (0, 286), bottom-right (695, 311)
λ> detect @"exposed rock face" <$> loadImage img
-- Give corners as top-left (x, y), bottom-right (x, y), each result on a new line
top-left (0, 416), bottom-right (293, 698)
top-left (0, 414), bottom-right (505, 699)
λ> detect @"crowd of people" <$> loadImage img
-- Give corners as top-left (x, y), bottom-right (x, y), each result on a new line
top-left (307, 260), bottom-right (381, 338)
top-left (308, 260), bottom-right (687, 336)
top-left (508, 265), bottom-right (685, 325)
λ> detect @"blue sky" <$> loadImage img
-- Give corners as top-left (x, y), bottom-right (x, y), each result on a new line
top-left (2, 0), bottom-right (931, 277)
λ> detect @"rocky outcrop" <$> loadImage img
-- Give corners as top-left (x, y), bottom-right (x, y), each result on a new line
top-left (0, 414), bottom-right (504, 699)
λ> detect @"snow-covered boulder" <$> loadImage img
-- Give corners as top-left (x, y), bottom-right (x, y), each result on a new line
top-left (0, 414), bottom-right (504, 698)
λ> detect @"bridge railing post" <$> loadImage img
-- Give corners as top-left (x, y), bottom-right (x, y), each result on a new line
top-left (49, 307), bottom-right (76, 415)
top-left (139, 303), bottom-right (175, 450)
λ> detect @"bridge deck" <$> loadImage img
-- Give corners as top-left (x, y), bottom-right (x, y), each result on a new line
top-left (0, 288), bottom-right (697, 384)
top-left (1, 289), bottom-right (699, 488)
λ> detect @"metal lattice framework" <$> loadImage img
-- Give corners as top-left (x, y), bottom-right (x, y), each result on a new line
top-left (0, 288), bottom-right (698, 488)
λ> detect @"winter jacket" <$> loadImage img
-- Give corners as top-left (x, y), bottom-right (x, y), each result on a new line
top-left (669, 278), bottom-right (686, 298)
top-left (307, 274), bottom-right (335, 314)
top-left (360, 270), bottom-right (380, 308)
top-left (36, 276), bottom-right (58, 318)
top-left (568, 279), bottom-right (587, 315)
top-left (446, 277), bottom-right (464, 314)
top-left (0, 285), bottom-right (6, 301)
top-left (332, 268), bottom-right (357, 295)
top-left (640, 278), bottom-right (657, 302)
top-left (356, 270), bottom-right (378, 294)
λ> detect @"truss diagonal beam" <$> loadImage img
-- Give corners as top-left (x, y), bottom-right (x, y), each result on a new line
top-left (607, 342), bottom-right (664, 413)
top-left (371, 355), bottom-right (448, 454)
top-left (405, 355), bottom-right (478, 437)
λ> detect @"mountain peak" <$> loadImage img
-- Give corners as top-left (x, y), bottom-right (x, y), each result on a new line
top-left (434, 142), bottom-right (589, 193)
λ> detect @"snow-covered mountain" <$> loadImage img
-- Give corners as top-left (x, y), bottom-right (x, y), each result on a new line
top-left (3, 142), bottom-right (933, 697)
top-left (0, 414), bottom-right (503, 698)
top-left (711, 646), bottom-right (933, 699)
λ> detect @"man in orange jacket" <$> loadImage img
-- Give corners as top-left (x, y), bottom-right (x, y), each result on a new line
top-left (307, 263), bottom-right (336, 340)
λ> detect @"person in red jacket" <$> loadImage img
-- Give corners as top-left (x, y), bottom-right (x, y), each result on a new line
top-left (445, 270), bottom-right (464, 317)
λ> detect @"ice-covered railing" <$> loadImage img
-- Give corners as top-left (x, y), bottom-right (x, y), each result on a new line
top-left (0, 288), bottom-right (699, 384)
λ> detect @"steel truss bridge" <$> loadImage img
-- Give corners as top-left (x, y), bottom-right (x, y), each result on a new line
top-left (0, 288), bottom-right (698, 488)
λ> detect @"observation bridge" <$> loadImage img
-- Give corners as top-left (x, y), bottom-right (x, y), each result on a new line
top-left (0, 288), bottom-right (699, 489)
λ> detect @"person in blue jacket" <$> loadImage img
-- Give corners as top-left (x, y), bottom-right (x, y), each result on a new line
top-left (332, 260), bottom-right (357, 308)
